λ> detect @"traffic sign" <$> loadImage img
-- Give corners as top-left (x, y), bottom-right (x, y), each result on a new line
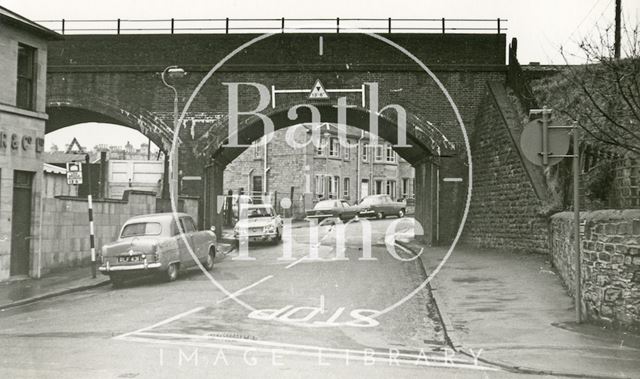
top-left (520, 118), bottom-right (570, 166)
top-left (66, 162), bottom-right (83, 185)
top-left (308, 79), bottom-right (329, 99)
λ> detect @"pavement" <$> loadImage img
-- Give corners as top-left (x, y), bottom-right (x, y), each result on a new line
top-left (0, 242), bottom-right (235, 311)
top-left (400, 240), bottom-right (640, 379)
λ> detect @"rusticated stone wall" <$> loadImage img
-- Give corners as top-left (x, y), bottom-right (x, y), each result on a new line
top-left (550, 210), bottom-right (640, 331)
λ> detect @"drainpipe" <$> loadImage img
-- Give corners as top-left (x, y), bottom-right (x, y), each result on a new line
top-left (357, 130), bottom-right (365, 201)
top-left (263, 137), bottom-right (270, 199)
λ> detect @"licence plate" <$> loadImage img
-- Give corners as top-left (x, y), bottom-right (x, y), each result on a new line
top-left (117, 256), bottom-right (140, 263)
top-left (250, 227), bottom-right (262, 233)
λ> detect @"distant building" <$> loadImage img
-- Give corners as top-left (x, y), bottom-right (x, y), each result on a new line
top-left (224, 123), bottom-right (415, 217)
top-left (0, 6), bottom-right (60, 280)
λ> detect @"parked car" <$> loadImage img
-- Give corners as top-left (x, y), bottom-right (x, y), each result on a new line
top-left (234, 204), bottom-right (283, 244)
top-left (305, 199), bottom-right (360, 222)
top-left (98, 213), bottom-right (217, 287)
top-left (358, 194), bottom-right (406, 219)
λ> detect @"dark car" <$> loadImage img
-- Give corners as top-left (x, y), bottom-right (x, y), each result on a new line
top-left (358, 194), bottom-right (406, 219)
top-left (305, 199), bottom-right (360, 222)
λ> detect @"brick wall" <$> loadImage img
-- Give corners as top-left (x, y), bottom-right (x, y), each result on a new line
top-left (550, 210), bottom-right (640, 331)
top-left (37, 190), bottom-right (197, 274)
top-left (461, 83), bottom-right (549, 253)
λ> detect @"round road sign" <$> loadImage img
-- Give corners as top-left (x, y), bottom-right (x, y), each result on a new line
top-left (520, 118), bottom-right (570, 166)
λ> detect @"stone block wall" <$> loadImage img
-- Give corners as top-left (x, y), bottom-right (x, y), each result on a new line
top-left (37, 190), bottom-right (156, 274)
top-left (550, 210), bottom-right (640, 331)
top-left (461, 83), bottom-right (550, 253)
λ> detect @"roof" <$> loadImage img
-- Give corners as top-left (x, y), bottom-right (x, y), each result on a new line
top-left (126, 213), bottom-right (191, 223)
top-left (44, 152), bottom-right (86, 164)
top-left (43, 163), bottom-right (67, 175)
top-left (0, 6), bottom-right (62, 40)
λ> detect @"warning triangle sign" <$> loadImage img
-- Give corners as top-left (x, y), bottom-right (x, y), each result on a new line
top-left (65, 137), bottom-right (86, 154)
top-left (308, 79), bottom-right (329, 99)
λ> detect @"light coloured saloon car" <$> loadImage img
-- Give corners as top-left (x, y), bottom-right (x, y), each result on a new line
top-left (233, 204), bottom-right (283, 244)
top-left (99, 213), bottom-right (217, 287)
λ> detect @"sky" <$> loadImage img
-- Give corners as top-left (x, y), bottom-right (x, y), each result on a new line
top-left (4, 0), bottom-right (638, 150)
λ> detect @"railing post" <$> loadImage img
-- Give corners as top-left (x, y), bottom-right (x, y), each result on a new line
top-left (497, 18), bottom-right (501, 34)
top-left (441, 17), bottom-right (445, 34)
top-left (281, 17), bottom-right (285, 33)
top-left (171, 18), bottom-right (174, 34)
top-left (225, 17), bottom-right (229, 34)
top-left (336, 17), bottom-right (340, 34)
top-left (388, 17), bottom-right (391, 33)
top-left (61, 19), bottom-right (65, 34)
top-left (117, 18), bottom-right (120, 35)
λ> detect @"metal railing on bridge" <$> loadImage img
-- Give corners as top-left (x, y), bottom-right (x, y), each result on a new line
top-left (36, 17), bottom-right (507, 35)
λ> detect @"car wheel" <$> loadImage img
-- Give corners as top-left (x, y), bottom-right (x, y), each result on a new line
top-left (110, 274), bottom-right (125, 288)
top-left (376, 211), bottom-right (384, 220)
top-left (165, 263), bottom-right (179, 282)
top-left (204, 248), bottom-right (215, 271)
top-left (398, 209), bottom-right (405, 218)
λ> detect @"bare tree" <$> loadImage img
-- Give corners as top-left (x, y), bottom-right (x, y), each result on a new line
top-left (537, 23), bottom-right (640, 155)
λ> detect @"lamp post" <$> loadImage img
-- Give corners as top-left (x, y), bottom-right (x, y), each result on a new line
top-left (161, 65), bottom-right (186, 209)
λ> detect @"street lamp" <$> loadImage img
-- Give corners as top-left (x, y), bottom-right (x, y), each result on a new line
top-left (161, 65), bottom-right (186, 209)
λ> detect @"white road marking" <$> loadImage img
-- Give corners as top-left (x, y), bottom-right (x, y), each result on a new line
top-left (113, 306), bottom-right (205, 340)
top-left (285, 255), bottom-right (307, 269)
top-left (319, 36), bottom-right (323, 55)
top-left (216, 275), bottom-right (274, 304)
top-left (119, 332), bottom-right (496, 370)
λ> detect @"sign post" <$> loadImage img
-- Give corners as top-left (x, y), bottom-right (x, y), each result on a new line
top-left (521, 108), bottom-right (581, 323)
top-left (85, 154), bottom-right (96, 279)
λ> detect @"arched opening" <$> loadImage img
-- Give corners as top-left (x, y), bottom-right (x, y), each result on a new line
top-left (45, 102), bottom-right (171, 200)
top-left (200, 103), bottom-right (463, 245)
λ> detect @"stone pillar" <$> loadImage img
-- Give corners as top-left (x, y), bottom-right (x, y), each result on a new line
top-left (413, 157), bottom-right (437, 246)
top-left (204, 160), bottom-right (225, 239)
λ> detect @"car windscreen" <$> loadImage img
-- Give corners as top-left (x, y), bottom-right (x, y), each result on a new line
top-left (121, 222), bottom-right (162, 238)
top-left (314, 200), bottom-right (337, 210)
top-left (360, 196), bottom-right (382, 206)
top-left (240, 207), bottom-right (274, 219)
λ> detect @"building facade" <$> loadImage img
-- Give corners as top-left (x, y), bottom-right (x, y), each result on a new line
top-left (224, 123), bottom-right (415, 217)
top-left (0, 7), bottom-right (59, 280)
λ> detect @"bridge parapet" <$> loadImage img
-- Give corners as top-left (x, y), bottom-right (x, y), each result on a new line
top-left (36, 17), bottom-right (507, 36)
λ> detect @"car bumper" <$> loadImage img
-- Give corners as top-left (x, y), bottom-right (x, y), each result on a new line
top-left (358, 210), bottom-right (377, 217)
top-left (99, 262), bottom-right (162, 274)
top-left (234, 231), bottom-right (278, 241)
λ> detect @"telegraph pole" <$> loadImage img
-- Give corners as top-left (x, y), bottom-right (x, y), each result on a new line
top-left (614, 0), bottom-right (621, 59)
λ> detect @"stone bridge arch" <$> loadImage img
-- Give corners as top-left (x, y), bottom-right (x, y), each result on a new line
top-left (197, 101), bottom-right (460, 245)
top-left (46, 94), bottom-right (175, 153)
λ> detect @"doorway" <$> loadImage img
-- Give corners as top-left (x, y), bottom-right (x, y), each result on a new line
top-left (10, 171), bottom-right (33, 276)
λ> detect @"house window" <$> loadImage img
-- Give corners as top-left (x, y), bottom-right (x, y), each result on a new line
top-left (386, 180), bottom-right (396, 199)
top-left (362, 143), bottom-right (369, 162)
top-left (343, 140), bottom-right (350, 160)
top-left (316, 137), bottom-right (326, 156)
top-left (374, 145), bottom-right (384, 162)
top-left (329, 138), bottom-right (340, 157)
top-left (385, 145), bottom-right (396, 163)
top-left (315, 175), bottom-right (324, 195)
top-left (375, 180), bottom-right (383, 195)
top-left (17, 44), bottom-right (36, 110)
top-left (343, 177), bottom-right (350, 198)
top-left (402, 178), bottom-right (410, 197)
top-left (329, 176), bottom-right (340, 198)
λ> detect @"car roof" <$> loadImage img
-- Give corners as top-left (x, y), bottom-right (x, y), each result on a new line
top-left (125, 212), bottom-right (191, 223)
top-left (244, 204), bottom-right (274, 209)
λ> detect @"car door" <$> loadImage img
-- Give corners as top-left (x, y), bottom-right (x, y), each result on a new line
top-left (177, 217), bottom-right (197, 267)
top-left (340, 200), bottom-right (356, 219)
top-left (185, 216), bottom-right (211, 262)
top-left (382, 195), bottom-right (395, 214)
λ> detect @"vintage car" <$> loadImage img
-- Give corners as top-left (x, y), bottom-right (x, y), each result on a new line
top-left (358, 194), bottom-right (406, 219)
top-left (233, 204), bottom-right (283, 244)
top-left (98, 213), bottom-right (217, 287)
top-left (305, 199), bottom-right (360, 222)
